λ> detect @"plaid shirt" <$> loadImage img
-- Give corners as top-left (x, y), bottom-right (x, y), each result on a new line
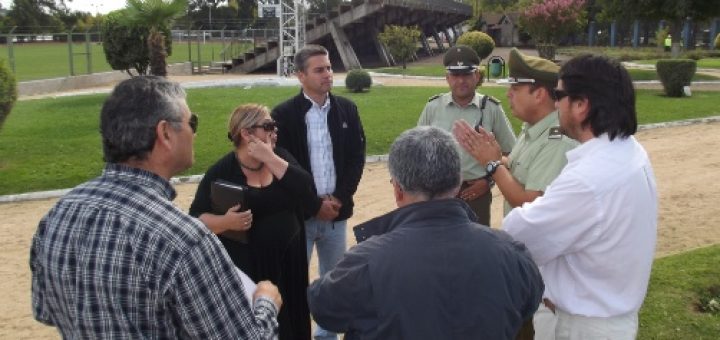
top-left (303, 92), bottom-right (337, 196)
top-left (30, 163), bottom-right (278, 339)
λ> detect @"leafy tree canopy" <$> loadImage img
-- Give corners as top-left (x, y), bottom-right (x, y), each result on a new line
top-left (378, 24), bottom-right (421, 69)
top-left (124, 0), bottom-right (188, 76)
top-left (5, 0), bottom-right (67, 33)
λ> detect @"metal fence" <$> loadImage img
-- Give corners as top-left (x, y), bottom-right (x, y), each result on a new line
top-left (573, 19), bottom-right (719, 49)
top-left (0, 28), bottom-right (278, 81)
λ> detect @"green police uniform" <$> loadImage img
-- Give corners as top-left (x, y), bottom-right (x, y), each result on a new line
top-left (504, 111), bottom-right (578, 215)
top-left (498, 47), bottom-right (579, 340)
top-left (418, 44), bottom-right (517, 226)
top-left (418, 93), bottom-right (516, 180)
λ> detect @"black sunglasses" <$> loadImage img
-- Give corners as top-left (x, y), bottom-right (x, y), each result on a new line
top-left (250, 120), bottom-right (277, 132)
top-left (189, 113), bottom-right (198, 133)
top-left (551, 88), bottom-right (570, 101)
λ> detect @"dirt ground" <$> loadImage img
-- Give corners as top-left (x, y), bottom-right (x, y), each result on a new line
top-left (1, 120), bottom-right (719, 338)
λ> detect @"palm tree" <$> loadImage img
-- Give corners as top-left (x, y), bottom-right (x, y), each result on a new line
top-left (124, 0), bottom-right (189, 77)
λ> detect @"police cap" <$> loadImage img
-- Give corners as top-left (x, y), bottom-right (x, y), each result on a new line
top-left (443, 45), bottom-right (480, 74)
top-left (497, 48), bottom-right (559, 88)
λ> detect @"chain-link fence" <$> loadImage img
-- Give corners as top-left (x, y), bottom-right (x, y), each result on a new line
top-left (0, 27), bottom-right (278, 81)
top-left (175, 28), bottom-right (278, 74)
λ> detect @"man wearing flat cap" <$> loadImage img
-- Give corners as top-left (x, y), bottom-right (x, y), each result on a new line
top-left (418, 45), bottom-right (516, 227)
top-left (453, 47), bottom-right (578, 340)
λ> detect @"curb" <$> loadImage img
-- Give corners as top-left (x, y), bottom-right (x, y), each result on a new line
top-left (19, 77), bottom-right (347, 101)
top-left (369, 72), bottom-right (720, 87)
top-left (0, 155), bottom-right (390, 204)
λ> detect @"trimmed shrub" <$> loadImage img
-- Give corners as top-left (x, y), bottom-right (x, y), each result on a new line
top-left (476, 66), bottom-right (486, 87)
top-left (656, 59), bottom-right (696, 97)
top-left (0, 58), bottom-right (17, 132)
top-left (345, 69), bottom-right (372, 93)
top-left (457, 31), bottom-right (495, 60)
top-left (101, 9), bottom-right (172, 76)
top-left (715, 33), bottom-right (720, 50)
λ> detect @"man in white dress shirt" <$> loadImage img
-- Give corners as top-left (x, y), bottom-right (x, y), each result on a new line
top-left (502, 54), bottom-right (658, 339)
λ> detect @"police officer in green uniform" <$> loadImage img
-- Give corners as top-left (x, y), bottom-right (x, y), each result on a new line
top-left (453, 47), bottom-right (578, 340)
top-left (418, 45), bottom-right (516, 227)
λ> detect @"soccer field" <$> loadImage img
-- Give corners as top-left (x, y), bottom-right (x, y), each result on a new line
top-left (0, 40), bottom-right (240, 81)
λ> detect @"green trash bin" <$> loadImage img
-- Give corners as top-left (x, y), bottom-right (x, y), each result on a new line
top-left (489, 56), bottom-right (504, 78)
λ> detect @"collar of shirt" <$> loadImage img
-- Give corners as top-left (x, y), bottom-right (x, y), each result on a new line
top-left (303, 91), bottom-right (331, 110)
top-left (522, 110), bottom-right (559, 141)
top-left (104, 163), bottom-right (177, 201)
top-left (444, 92), bottom-right (480, 108)
top-left (566, 133), bottom-right (627, 163)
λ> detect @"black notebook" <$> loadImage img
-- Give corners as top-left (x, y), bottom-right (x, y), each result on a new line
top-left (211, 180), bottom-right (250, 243)
top-left (210, 180), bottom-right (248, 214)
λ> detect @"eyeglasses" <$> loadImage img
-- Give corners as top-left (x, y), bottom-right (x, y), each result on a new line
top-left (551, 88), bottom-right (570, 101)
top-left (189, 113), bottom-right (198, 133)
top-left (172, 113), bottom-right (198, 133)
top-left (250, 120), bottom-right (277, 132)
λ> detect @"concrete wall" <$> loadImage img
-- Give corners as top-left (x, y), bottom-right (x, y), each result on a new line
top-left (18, 62), bottom-right (193, 97)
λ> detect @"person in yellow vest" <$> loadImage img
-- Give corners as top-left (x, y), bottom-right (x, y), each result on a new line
top-left (664, 34), bottom-right (671, 52)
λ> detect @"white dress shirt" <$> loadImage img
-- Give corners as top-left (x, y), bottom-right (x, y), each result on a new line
top-left (304, 92), bottom-right (336, 196)
top-left (503, 134), bottom-right (658, 317)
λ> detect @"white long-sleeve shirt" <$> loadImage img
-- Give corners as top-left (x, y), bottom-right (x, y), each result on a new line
top-left (503, 134), bottom-right (657, 317)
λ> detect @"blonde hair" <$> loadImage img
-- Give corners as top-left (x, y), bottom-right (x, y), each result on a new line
top-left (228, 104), bottom-right (270, 146)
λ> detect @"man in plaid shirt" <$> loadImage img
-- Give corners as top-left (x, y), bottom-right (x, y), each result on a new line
top-left (30, 76), bottom-right (281, 339)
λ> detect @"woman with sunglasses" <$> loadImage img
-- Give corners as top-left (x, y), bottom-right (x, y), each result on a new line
top-left (189, 104), bottom-right (315, 340)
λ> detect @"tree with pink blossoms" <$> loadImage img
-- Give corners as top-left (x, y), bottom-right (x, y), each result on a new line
top-left (519, 0), bottom-right (587, 45)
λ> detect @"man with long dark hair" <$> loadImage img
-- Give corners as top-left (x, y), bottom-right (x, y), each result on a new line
top-left (502, 54), bottom-right (658, 339)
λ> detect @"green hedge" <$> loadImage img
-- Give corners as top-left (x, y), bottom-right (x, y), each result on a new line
top-left (0, 58), bottom-right (17, 131)
top-left (656, 59), bottom-right (696, 97)
top-left (345, 69), bottom-right (372, 93)
top-left (457, 31), bottom-right (495, 60)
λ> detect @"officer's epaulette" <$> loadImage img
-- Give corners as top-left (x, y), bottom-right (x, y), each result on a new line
top-left (548, 126), bottom-right (563, 140)
top-left (428, 94), bottom-right (442, 102)
top-left (487, 96), bottom-right (501, 105)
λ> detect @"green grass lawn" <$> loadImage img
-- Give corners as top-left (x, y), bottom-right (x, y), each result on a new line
top-left (638, 244), bottom-right (720, 339)
top-left (628, 69), bottom-right (720, 81)
top-left (371, 65), bottom-right (446, 77)
top-left (633, 58), bottom-right (720, 69)
top-left (0, 41), bottom-right (242, 81)
top-left (558, 46), bottom-right (720, 62)
top-left (1, 86), bottom-right (719, 195)
top-left (370, 65), bottom-right (720, 81)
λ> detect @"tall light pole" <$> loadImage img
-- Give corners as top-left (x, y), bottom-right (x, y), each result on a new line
top-left (259, 0), bottom-right (305, 77)
top-left (208, 0), bottom-right (214, 30)
top-left (91, 3), bottom-right (103, 16)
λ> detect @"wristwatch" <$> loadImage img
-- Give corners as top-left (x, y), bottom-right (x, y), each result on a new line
top-left (485, 160), bottom-right (502, 177)
top-left (483, 175), bottom-right (496, 188)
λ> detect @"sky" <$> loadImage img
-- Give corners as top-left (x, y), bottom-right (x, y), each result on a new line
top-left (1, 0), bottom-right (126, 14)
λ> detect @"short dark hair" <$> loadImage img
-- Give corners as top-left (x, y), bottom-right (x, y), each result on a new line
top-left (559, 54), bottom-right (637, 140)
top-left (528, 83), bottom-right (554, 98)
top-left (293, 44), bottom-right (329, 73)
top-left (388, 126), bottom-right (461, 200)
top-left (100, 76), bottom-right (187, 163)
